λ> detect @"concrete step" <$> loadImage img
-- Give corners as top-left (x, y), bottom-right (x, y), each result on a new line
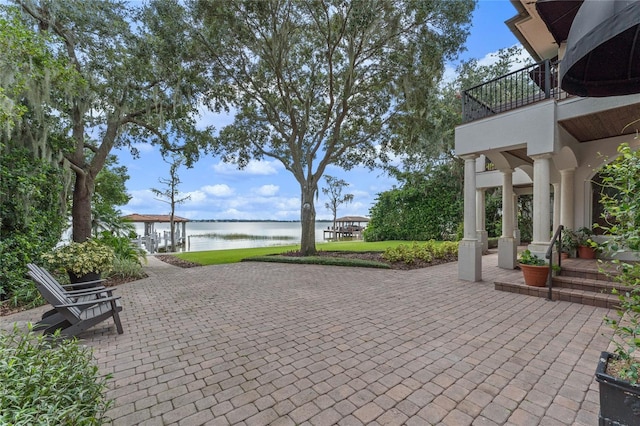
top-left (494, 257), bottom-right (628, 308)
top-left (494, 279), bottom-right (620, 309)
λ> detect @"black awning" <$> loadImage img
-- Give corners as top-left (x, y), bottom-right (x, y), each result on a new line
top-left (536, 0), bottom-right (583, 45)
top-left (560, 0), bottom-right (640, 97)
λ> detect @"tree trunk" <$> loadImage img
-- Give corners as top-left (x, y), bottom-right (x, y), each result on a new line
top-left (72, 172), bottom-right (94, 242)
top-left (300, 183), bottom-right (317, 256)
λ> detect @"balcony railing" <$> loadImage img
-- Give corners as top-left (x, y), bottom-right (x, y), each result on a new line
top-left (462, 59), bottom-right (568, 123)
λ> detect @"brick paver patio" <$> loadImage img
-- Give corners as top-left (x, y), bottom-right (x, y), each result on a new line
top-left (2, 252), bottom-right (612, 425)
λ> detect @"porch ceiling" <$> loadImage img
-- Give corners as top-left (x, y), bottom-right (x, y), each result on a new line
top-left (505, 148), bottom-right (532, 165)
top-left (558, 104), bottom-right (640, 142)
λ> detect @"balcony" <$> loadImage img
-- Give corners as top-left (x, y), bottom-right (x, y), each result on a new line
top-left (462, 60), bottom-right (568, 123)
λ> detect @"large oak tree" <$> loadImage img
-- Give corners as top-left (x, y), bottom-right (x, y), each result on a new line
top-left (190, 0), bottom-right (475, 255)
top-left (15, 0), bottom-right (224, 242)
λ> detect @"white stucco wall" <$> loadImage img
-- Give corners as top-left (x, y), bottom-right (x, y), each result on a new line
top-left (455, 100), bottom-right (556, 157)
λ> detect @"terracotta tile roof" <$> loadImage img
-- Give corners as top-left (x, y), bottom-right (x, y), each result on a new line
top-left (121, 213), bottom-right (190, 223)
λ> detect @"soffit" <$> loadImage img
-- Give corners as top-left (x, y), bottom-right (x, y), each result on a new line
top-left (505, 148), bottom-right (533, 165)
top-left (558, 104), bottom-right (640, 142)
top-left (506, 0), bottom-right (559, 61)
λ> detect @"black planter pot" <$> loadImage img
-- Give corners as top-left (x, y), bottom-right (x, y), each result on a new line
top-left (67, 271), bottom-right (102, 289)
top-left (596, 351), bottom-right (640, 425)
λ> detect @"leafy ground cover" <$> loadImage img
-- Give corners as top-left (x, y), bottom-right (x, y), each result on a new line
top-left (161, 241), bottom-right (458, 270)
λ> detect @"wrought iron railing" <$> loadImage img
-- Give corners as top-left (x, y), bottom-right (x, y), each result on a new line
top-left (462, 60), bottom-right (568, 123)
top-left (545, 225), bottom-right (565, 301)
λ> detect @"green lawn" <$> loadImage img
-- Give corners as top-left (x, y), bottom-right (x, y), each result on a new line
top-left (174, 240), bottom-right (414, 266)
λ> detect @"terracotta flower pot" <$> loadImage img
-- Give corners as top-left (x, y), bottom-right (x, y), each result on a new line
top-left (519, 263), bottom-right (550, 287)
top-left (577, 245), bottom-right (596, 259)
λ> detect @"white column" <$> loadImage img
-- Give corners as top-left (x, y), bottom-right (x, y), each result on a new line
top-left (458, 155), bottom-right (482, 281)
top-left (553, 183), bottom-right (561, 233)
top-left (501, 170), bottom-right (514, 238)
top-left (530, 154), bottom-right (552, 256)
top-left (498, 169), bottom-right (517, 269)
top-left (560, 168), bottom-right (575, 230)
top-left (476, 189), bottom-right (488, 252)
top-left (463, 155), bottom-right (478, 240)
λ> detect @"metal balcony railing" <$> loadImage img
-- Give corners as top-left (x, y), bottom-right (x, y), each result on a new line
top-left (462, 59), bottom-right (568, 123)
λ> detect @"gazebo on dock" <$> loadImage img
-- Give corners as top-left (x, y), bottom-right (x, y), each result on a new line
top-left (324, 215), bottom-right (369, 240)
top-left (121, 213), bottom-right (190, 253)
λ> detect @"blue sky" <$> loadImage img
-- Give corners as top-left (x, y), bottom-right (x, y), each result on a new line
top-left (115, 0), bottom-right (522, 221)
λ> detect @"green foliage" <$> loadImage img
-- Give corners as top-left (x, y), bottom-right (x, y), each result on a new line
top-left (92, 155), bottom-right (132, 236)
top-left (517, 249), bottom-right (547, 266)
top-left (0, 326), bottom-right (111, 425)
top-left (247, 255), bottom-right (391, 269)
top-left (382, 241), bottom-right (458, 264)
top-left (0, 149), bottom-right (66, 304)
top-left (561, 228), bottom-right (579, 251)
top-left (364, 163), bottom-right (463, 242)
top-left (106, 254), bottom-right (147, 281)
top-left (597, 143), bottom-right (640, 383)
top-left (194, 0), bottom-right (475, 254)
top-left (322, 175), bottom-right (354, 228)
top-left (42, 240), bottom-right (115, 276)
top-left (96, 231), bottom-right (145, 265)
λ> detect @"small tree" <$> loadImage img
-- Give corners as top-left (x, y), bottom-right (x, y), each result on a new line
top-left (322, 175), bottom-right (354, 240)
top-left (151, 155), bottom-right (190, 252)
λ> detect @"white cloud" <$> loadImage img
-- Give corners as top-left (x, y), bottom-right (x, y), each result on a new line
top-left (184, 190), bottom-right (207, 203)
top-left (476, 44), bottom-right (530, 69)
top-left (202, 184), bottom-right (235, 197)
top-left (126, 189), bottom-right (156, 206)
top-left (212, 159), bottom-right (280, 176)
top-left (254, 184), bottom-right (279, 196)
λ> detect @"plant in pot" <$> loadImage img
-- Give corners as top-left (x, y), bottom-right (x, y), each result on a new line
top-left (575, 226), bottom-right (600, 259)
top-left (518, 249), bottom-right (549, 287)
top-left (43, 239), bottom-right (115, 285)
top-left (594, 142), bottom-right (640, 425)
top-left (560, 228), bottom-right (578, 258)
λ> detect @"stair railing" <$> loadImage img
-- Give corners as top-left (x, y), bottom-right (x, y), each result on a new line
top-left (545, 225), bottom-right (564, 301)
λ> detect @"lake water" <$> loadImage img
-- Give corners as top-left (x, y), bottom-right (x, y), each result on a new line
top-left (132, 221), bottom-right (334, 252)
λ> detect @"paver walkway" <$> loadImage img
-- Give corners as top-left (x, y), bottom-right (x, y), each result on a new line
top-left (2, 253), bottom-right (612, 425)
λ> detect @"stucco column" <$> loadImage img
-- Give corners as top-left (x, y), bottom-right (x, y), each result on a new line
top-left (476, 189), bottom-right (488, 252)
top-left (498, 169), bottom-right (516, 269)
top-left (463, 155), bottom-right (478, 240)
top-left (458, 154), bottom-right (482, 281)
top-left (530, 154), bottom-right (552, 257)
top-left (560, 168), bottom-right (575, 230)
top-left (553, 183), bottom-right (561, 233)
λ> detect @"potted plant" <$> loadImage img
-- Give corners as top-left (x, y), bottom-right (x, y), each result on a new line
top-left (560, 228), bottom-right (578, 258)
top-left (575, 226), bottom-right (600, 259)
top-left (594, 143), bottom-right (640, 425)
top-left (597, 263), bottom-right (640, 425)
top-left (518, 249), bottom-right (549, 287)
top-left (43, 239), bottom-right (115, 284)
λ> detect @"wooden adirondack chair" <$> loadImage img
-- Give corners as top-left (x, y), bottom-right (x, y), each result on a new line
top-left (27, 264), bottom-right (115, 325)
top-left (27, 264), bottom-right (124, 337)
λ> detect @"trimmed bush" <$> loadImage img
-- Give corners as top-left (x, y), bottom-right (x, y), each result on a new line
top-left (0, 326), bottom-right (112, 425)
top-left (107, 254), bottom-right (147, 280)
top-left (382, 241), bottom-right (458, 264)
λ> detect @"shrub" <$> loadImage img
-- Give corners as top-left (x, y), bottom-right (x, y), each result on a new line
top-left (382, 241), bottom-right (457, 264)
top-left (0, 326), bottom-right (112, 425)
top-left (598, 143), bottom-right (640, 383)
top-left (106, 254), bottom-right (147, 280)
top-left (96, 231), bottom-right (146, 265)
top-left (42, 240), bottom-right (115, 276)
top-left (0, 149), bottom-right (66, 306)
